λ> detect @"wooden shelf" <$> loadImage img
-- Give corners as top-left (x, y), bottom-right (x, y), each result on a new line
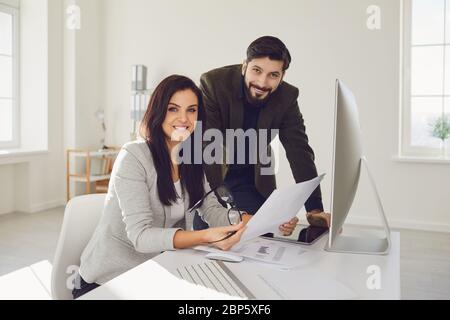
top-left (69, 175), bottom-right (112, 182)
top-left (71, 150), bottom-right (120, 157)
top-left (66, 148), bottom-right (119, 201)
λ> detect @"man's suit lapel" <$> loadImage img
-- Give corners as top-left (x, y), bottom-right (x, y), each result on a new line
top-left (229, 68), bottom-right (244, 130)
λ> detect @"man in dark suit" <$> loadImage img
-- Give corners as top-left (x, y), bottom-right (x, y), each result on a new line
top-left (195, 36), bottom-right (330, 234)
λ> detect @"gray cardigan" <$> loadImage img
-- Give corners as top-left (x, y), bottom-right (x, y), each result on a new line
top-left (79, 141), bottom-right (230, 285)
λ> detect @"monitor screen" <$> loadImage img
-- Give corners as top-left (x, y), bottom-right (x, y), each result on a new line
top-left (329, 80), bottom-right (363, 246)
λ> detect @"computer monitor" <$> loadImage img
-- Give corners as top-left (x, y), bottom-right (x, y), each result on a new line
top-left (325, 80), bottom-right (391, 255)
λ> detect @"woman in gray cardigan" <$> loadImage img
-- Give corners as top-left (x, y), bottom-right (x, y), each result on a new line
top-left (73, 75), bottom-right (249, 299)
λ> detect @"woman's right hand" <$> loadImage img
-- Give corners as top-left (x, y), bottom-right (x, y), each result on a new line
top-left (203, 222), bottom-right (246, 251)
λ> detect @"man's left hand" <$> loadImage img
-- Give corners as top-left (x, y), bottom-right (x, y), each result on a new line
top-left (279, 217), bottom-right (299, 236)
top-left (241, 214), bottom-right (300, 237)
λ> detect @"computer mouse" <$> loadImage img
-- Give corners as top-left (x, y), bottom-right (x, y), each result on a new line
top-left (205, 252), bottom-right (244, 263)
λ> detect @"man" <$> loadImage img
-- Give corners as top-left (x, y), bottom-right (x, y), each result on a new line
top-left (195, 36), bottom-right (330, 234)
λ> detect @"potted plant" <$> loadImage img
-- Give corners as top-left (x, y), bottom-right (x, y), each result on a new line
top-left (430, 114), bottom-right (450, 158)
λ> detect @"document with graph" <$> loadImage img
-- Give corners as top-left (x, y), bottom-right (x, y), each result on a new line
top-left (239, 174), bottom-right (326, 243)
top-left (195, 237), bottom-right (308, 268)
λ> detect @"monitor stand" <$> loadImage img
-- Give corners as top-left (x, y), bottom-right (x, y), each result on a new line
top-left (325, 157), bottom-right (391, 255)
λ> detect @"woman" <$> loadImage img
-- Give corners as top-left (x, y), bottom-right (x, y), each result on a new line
top-left (73, 75), bottom-right (248, 299)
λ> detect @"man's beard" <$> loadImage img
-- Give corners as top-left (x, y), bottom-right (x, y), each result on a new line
top-left (244, 83), bottom-right (272, 107)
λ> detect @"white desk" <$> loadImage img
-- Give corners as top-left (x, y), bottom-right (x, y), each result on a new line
top-left (81, 232), bottom-right (400, 300)
top-left (0, 261), bottom-right (52, 300)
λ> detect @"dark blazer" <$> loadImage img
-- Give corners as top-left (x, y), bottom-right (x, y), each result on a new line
top-left (200, 64), bottom-right (323, 211)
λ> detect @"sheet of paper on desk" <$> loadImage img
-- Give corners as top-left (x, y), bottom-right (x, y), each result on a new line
top-left (239, 174), bottom-right (326, 243)
top-left (257, 268), bottom-right (358, 300)
top-left (195, 237), bottom-right (309, 269)
top-left (231, 238), bottom-right (308, 268)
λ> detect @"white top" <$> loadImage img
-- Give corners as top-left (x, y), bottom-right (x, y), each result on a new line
top-left (80, 232), bottom-right (401, 300)
top-left (169, 181), bottom-right (185, 227)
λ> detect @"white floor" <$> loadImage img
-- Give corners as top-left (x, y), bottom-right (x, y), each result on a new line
top-left (0, 207), bottom-right (63, 278)
top-left (0, 207), bottom-right (449, 299)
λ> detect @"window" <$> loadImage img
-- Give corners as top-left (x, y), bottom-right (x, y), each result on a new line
top-left (402, 0), bottom-right (450, 157)
top-left (0, 2), bottom-right (19, 149)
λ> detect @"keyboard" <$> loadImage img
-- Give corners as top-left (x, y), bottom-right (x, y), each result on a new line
top-left (176, 260), bottom-right (254, 299)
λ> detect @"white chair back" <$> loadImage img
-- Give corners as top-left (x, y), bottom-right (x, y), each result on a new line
top-left (51, 194), bottom-right (106, 300)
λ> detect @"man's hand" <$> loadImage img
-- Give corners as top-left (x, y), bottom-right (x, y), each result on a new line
top-left (242, 213), bottom-right (299, 237)
top-left (279, 217), bottom-right (299, 236)
top-left (306, 210), bottom-right (331, 228)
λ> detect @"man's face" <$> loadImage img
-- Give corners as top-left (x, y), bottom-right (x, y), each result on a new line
top-left (242, 57), bottom-right (284, 105)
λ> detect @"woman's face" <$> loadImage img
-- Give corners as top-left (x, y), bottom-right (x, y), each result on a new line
top-left (162, 89), bottom-right (199, 145)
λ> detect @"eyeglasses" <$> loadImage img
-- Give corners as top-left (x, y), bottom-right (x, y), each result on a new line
top-left (214, 185), bottom-right (242, 226)
top-left (226, 207), bottom-right (242, 226)
top-left (189, 184), bottom-right (243, 243)
top-left (189, 185), bottom-right (237, 214)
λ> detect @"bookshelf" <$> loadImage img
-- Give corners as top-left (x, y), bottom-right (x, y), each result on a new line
top-left (66, 148), bottom-right (120, 201)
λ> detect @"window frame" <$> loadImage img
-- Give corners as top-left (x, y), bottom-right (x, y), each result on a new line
top-left (0, 2), bottom-right (19, 149)
top-left (401, 0), bottom-right (449, 158)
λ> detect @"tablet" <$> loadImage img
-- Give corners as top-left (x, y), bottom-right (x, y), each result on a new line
top-left (261, 225), bottom-right (328, 246)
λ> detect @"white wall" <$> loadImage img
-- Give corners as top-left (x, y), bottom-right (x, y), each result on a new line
top-left (0, 0), bottom-right (105, 214)
top-left (1, 0), bottom-right (448, 232)
top-left (98, 0), bottom-right (450, 232)
top-left (28, 0), bottom-right (65, 212)
top-left (20, 0), bottom-right (48, 151)
top-left (64, 0), bottom-right (104, 151)
top-left (63, 0), bottom-right (104, 196)
top-left (73, 0), bottom-right (104, 150)
top-left (0, 0), bottom-right (19, 8)
top-left (0, 0), bottom-right (65, 215)
top-left (0, 165), bottom-right (15, 214)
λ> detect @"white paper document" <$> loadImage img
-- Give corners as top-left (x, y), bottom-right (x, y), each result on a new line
top-left (195, 237), bottom-right (308, 269)
top-left (230, 238), bottom-right (308, 268)
top-left (257, 268), bottom-right (358, 300)
top-left (239, 174), bottom-right (326, 243)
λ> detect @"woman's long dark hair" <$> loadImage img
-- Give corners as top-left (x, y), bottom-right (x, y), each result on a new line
top-left (139, 75), bottom-right (205, 208)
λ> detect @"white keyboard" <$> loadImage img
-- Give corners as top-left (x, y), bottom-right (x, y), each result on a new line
top-left (176, 261), bottom-right (254, 299)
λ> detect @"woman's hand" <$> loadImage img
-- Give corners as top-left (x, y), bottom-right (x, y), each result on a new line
top-left (203, 222), bottom-right (246, 251)
top-left (241, 213), bottom-right (253, 225)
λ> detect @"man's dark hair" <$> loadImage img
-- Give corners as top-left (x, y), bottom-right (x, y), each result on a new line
top-left (246, 36), bottom-right (292, 71)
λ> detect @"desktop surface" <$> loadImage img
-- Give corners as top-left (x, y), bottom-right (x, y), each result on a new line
top-left (80, 232), bottom-right (400, 300)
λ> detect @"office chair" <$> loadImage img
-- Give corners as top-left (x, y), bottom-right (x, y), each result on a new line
top-left (51, 194), bottom-right (106, 300)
